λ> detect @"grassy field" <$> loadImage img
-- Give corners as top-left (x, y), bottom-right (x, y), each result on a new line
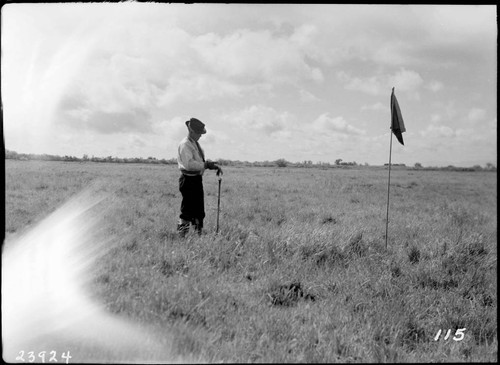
top-left (4, 159), bottom-right (497, 362)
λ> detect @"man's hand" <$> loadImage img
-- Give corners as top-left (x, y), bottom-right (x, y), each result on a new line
top-left (205, 160), bottom-right (222, 176)
top-left (205, 161), bottom-right (217, 170)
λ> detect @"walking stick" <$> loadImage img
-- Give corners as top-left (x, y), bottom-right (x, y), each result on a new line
top-left (216, 172), bottom-right (222, 234)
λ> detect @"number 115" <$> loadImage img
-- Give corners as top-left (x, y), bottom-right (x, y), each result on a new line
top-left (434, 328), bottom-right (466, 341)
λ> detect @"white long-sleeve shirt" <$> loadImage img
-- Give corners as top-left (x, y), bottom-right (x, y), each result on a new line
top-left (177, 137), bottom-right (206, 176)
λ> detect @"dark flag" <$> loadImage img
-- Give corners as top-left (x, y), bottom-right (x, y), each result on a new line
top-left (390, 87), bottom-right (406, 145)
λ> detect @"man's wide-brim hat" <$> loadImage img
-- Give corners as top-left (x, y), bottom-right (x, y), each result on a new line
top-left (186, 118), bottom-right (206, 134)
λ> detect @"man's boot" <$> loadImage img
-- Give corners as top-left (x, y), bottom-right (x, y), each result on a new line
top-left (193, 218), bottom-right (203, 236)
top-left (177, 219), bottom-right (190, 238)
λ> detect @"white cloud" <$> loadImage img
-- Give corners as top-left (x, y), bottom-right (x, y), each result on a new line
top-left (290, 23), bottom-right (318, 47)
top-left (369, 40), bottom-right (413, 66)
top-left (424, 5), bottom-right (496, 44)
top-left (230, 105), bottom-right (294, 135)
top-left (338, 68), bottom-right (423, 96)
top-left (388, 68), bottom-right (424, 94)
top-left (153, 116), bottom-right (187, 144)
top-left (488, 117), bottom-right (497, 131)
top-left (420, 124), bottom-right (455, 138)
top-left (426, 80), bottom-right (444, 92)
top-left (430, 114), bottom-right (442, 123)
top-left (361, 102), bottom-right (387, 112)
top-left (467, 108), bottom-right (486, 122)
top-left (455, 127), bottom-right (475, 138)
top-left (192, 27), bottom-right (323, 85)
top-left (313, 113), bottom-right (366, 135)
top-left (299, 89), bottom-right (320, 102)
top-left (443, 101), bottom-right (459, 121)
top-left (337, 71), bottom-right (382, 95)
top-left (155, 74), bottom-right (243, 107)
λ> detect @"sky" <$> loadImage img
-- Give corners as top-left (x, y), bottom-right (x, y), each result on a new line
top-left (1, 3), bottom-right (497, 167)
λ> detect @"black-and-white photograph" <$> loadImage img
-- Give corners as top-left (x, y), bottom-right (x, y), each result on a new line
top-left (2, 3), bottom-right (497, 363)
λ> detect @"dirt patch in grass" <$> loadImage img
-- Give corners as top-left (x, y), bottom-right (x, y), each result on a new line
top-left (266, 281), bottom-right (316, 307)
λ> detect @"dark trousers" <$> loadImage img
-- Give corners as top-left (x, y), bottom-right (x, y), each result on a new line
top-left (178, 174), bottom-right (205, 234)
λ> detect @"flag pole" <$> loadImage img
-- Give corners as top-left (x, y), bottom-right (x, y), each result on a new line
top-left (385, 86), bottom-right (405, 249)
top-left (216, 174), bottom-right (222, 234)
top-left (385, 87), bottom-right (396, 250)
top-left (385, 126), bottom-right (393, 249)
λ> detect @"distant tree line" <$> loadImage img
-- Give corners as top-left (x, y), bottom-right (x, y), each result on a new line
top-left (5, 150), bottom-right (176, 165)
top-left (411, 161), bottom-right (496, 172)
top-left (3, 150), bottom-right (358, 168)
top-left (4, 149), bottom-right (496, 171)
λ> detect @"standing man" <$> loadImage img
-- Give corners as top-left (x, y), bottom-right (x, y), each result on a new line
top-left (177, 118), bottom-right (222, 237)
